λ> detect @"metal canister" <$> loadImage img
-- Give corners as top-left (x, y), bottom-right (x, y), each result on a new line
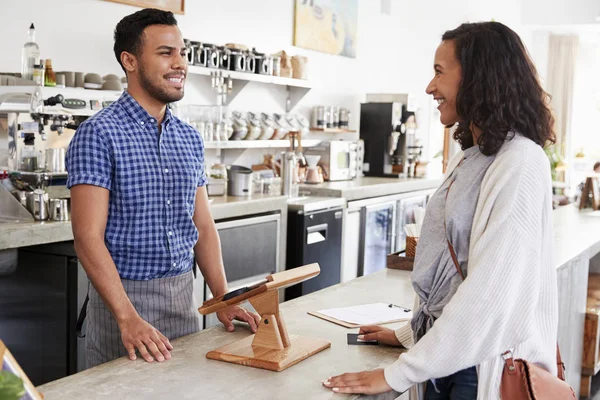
top-left (339, 108), bottom-right (350, 129)
top-left (311, 106), bottom-right (325, 129)
top-left (280, 150), bottom-right (298, 197)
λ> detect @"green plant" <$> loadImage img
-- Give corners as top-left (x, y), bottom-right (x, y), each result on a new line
top-left (544, 146), bottom-right (563, 181)
top-left (0, 370), bottom-right (25, 400)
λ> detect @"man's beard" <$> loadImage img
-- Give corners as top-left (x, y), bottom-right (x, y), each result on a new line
top-left (138, 65), bottom-right (184, 104)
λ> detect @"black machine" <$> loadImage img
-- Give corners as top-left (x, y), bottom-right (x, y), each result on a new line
top-left (359, 101), bottom-right (421, 178)
top-left (285, 200), bottom-right (344, 300)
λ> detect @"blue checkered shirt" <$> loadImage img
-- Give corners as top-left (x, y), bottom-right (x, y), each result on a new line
top-left (66, 92), bottom-right (207, 280)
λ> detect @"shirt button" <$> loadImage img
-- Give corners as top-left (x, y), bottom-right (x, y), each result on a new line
top-left (172, 262), bottom-right (177, 267)
top-left (168, 231), bottom-right (173, 236)
top-left (167, 199), bottom-right (171, 205)
top-left (140, 121), bottom-right (144, 125)
top-left (150, 118), bottom-right (155, 123)
top-left (164, 168), bottom-right (169, 173)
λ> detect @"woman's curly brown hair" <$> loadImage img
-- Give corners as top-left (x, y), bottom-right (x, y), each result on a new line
top-left (442, 22), bottom-right (556, 155)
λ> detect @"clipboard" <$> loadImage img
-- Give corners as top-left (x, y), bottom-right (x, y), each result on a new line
top-left (308, 302), bottom-right (413, 328)
top-left (0, 339), bottom-right (44, 400)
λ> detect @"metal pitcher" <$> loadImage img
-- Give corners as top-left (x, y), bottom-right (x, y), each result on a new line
top-left (26, 189), bottom-right (48, 221)
top-left (49, 198), bottom-right (69, 221)
top-left (45, 148), bottom-right (66, 173)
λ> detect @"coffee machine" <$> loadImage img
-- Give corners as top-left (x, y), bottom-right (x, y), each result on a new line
top-left (359, 95), bottom-right (422, 178)
top-left (0, 86), bottom-right (120, 205)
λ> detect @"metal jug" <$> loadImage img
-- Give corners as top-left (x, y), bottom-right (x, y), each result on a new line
top-left (26, 189), bottom-right (48, 221)
top-left (49, 198), bottom-right (69, 221)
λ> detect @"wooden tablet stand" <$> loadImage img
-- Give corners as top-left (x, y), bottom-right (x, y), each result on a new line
top-left (199, 263), bottom-right (331, 371)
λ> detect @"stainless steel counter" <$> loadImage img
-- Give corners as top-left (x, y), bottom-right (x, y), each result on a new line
top-left (299, 176), bottom-right (443, 202)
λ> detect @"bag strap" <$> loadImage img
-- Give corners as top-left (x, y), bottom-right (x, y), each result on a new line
top-left (444, 171), bottom-right (465, 281)
top-left (557, 344), bottom-right (566, 381)
top-left (444, 163), bottom-right (566, 381)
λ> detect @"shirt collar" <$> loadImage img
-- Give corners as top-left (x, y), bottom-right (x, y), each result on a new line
top-left (118, 91), bottom-right (172, 127)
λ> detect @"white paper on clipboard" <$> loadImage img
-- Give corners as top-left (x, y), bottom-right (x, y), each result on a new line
top-left (316, 302), bottom-right (413, 326)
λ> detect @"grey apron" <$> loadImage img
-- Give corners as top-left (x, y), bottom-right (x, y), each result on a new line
top-left (84, 269), bottom-right (200, 368)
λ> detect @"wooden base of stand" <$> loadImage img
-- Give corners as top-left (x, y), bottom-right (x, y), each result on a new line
top-left (207, 334), bottom-right (331, 372)
top-left (200, 265), bottom-right (330, 372)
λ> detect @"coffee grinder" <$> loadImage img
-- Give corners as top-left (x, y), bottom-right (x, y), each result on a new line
top-left (359, 100), bottom-right (421, 177)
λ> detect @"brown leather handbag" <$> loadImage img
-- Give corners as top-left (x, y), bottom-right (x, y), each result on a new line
top-left (444, 175), bottom-right (576, 399)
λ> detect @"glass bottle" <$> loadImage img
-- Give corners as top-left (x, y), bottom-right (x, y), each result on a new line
top-left (44, 59), bottom-right (56, 87)
top-left (21, 23), bottom-right (40, 81)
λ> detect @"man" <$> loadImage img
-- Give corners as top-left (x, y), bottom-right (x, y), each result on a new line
top-left (66, 8), bottom-right (259, 368)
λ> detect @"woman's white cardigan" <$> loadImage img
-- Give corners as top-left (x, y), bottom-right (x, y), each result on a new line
top-left (385, 135), bottom-right (558, 399)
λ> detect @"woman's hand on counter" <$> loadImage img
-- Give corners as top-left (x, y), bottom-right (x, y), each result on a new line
top-left (358, 325), bottom-right (401, 346)
top-left (118, 315), bottom-right (173, 363)
top-left (217, 305), bottom-right (261, 333)
top-left (322, 369), bottom-right (392, 395)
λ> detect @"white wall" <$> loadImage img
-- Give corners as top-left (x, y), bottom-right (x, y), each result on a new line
top-left (0, 0), bottom-right (540, 167)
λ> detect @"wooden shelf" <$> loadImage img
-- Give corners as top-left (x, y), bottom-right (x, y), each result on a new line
top-left (310, 128), bottom-right (355, 133)
top-left (204, 139), bottom-right (321, 150)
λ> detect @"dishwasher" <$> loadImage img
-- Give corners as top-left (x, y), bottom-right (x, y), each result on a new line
top-left (285, 198), bottom-right (345, 301)
top-left (203, 213), bottom-right (281, 329)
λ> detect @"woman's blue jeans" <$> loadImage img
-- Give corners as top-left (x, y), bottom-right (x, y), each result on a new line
top-left (424, 366), bottom-right (478, 400)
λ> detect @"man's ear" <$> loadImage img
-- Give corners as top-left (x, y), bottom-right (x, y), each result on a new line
top-left (120, 52), bottom-right (137, 73)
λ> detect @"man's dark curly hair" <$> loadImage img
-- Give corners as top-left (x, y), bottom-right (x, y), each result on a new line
top-left (114, 8), bottom-right (178, 72)
top-left (442, 22), bottom-right (556, 155)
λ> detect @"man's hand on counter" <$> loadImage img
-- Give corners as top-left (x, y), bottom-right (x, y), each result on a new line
top-left (217, 305), bottom-right (261, 333)
top-left (118, 315), bottom-right (173, 363)
top-left (322, 369), bottom-right (392, 395)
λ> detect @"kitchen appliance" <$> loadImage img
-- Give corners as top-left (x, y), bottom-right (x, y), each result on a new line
top-left (285, 197), bottom-right (345, 300)
top-left (49, 198), bottom-right (69, 221)
top-left (0, 243), bottom-right (88, 385)
top-left (304, 141), bottom-right (358, 181)
top-left (227, 165), bottom-right (252, 197)
top-left (360, 95), bottom-right (420, 177)
top-left (203, 214), bottom-right (281, 328)
top-left (0, 86), bottom-right (120, 174)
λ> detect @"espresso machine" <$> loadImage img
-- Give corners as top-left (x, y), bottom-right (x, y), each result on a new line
top-left (359, 96), bottom-right (422, 178)
top-left (0, 86), bottom-right (120, 219)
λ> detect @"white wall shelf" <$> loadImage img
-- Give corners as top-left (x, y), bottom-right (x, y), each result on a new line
top-left (204, 139), bottom-right (321, 150)
top-left (187, 66), bottom-right (313, 111)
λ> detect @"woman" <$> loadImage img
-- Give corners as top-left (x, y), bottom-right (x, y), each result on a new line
top-left (323, 21), bottom-right (557, 399)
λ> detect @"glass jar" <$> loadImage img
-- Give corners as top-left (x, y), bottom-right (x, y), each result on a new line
top-left (44, 59), bottom-right (56, 87)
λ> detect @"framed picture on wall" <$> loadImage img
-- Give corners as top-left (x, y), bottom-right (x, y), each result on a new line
top-left (293, 0), bottom-right (358, 58)
top-left (0, 340), bottom-right (43, 400)
top-left (103, 0), bottom-right (185, 15)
